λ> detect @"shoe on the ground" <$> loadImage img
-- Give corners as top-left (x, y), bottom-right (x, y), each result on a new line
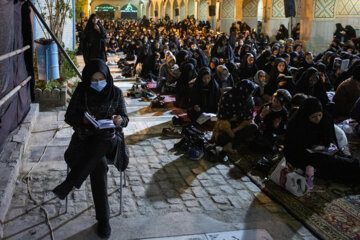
top-left (162, 127), bottom-right (183, 138)
top-left (150, 97), bottom-right (166, 108)
top-left (52, 181), bottom-right (73, 200)
top-left (97, 220), bottom-right (111, 239)
top-left (135, 77), bottom-right (146, 85)
top-left (142, 90), bottom-right (156, 100)
top-left (187, 147), bottom-right (204, 161)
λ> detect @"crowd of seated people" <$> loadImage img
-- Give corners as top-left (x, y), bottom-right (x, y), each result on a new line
top-left (77, 16), bottom-right (360, 182)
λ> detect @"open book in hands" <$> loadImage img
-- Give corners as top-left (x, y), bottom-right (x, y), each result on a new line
top-left (85, 112), bottom-right (115, 130)
top-left (306, 143), bottom-right (338, 156)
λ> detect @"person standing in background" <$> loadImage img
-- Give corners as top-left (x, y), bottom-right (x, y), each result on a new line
top-left (82, 14), bottom-right (107, 64)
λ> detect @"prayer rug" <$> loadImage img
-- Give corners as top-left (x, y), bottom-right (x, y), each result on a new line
top-left (233, 139), bottom-right (360, 240)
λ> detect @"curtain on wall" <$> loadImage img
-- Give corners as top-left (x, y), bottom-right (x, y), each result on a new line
top-left (0, 0), bottom-right (34, 148)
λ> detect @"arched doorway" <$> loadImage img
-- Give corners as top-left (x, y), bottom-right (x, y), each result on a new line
top-left (174, 0), bottom-right (179, 22)
top-left (257, 0), bottom-right (263, 33)
top-left (188, 0), bottom-right (195, 17)
top-left (165, 0), bottom-right (171, 18)
top-left (120, 3), bottom-right (138, 19)
top-left (180, 0), bottom-right (185, 20)
top-left (154, 2), bottom-right (158, 18)
top-left (149, 2), bottom-right (154, 18)
top-left (95, 4), bottom-right (115, 20)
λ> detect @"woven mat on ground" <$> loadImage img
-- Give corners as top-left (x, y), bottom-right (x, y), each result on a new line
top-left (233, 139), bottom-right (360, 240)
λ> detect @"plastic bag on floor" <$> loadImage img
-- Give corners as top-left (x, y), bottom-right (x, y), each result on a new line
top-left (269, 158), bottom-right (308, 197)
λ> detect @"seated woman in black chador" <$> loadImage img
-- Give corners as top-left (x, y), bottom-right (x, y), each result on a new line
top-left (238, 53), bottom-right (258, 81)
top-left (188, 67), bottom-right (221, 122)
top-left (52, 59), bottom-right (129, 238)
top-left (285, 97), bottom-right (360, 182)
top-left (264, 58), bottom-right (291, 96)
top-left (175, 63), bottom-right (197, 108)
top-left (295, 67), bottom-right (329, 106)
top-left (82, 14), bottom-right (107, 64)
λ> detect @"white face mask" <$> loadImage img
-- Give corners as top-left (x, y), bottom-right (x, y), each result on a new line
top-left (90, 80), bottom-right (107, 92)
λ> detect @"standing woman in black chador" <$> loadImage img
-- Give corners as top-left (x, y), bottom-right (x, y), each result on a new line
top-left (52, 59), bottom-right (129, 239)
top-left (82, 14), bottom-right (107, 64)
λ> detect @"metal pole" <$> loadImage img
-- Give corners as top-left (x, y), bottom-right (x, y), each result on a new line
top-left (0, 77), bottom-right (32, 107)
top-left (0, 45), bottom-right (30, 62)
top-left (27, 0), bottom-right (82, 79)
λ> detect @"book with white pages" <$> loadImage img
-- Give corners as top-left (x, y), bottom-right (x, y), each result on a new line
top-left (85, 112), bottom-right (115, 129)
top-left (196, 113), bottom-right (217, 125)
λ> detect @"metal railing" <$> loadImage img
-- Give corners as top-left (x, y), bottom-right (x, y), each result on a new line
top-left (0, 45), bottom-right (32, 107)
top-left (0, 45), bottom-right (30, 62)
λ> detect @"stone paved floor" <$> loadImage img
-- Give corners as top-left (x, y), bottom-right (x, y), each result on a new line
top-left (2, 61), bottom-right (318, 240)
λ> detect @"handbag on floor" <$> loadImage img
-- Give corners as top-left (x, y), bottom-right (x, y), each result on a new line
top-left (269, 158), bottom-right (308, 197)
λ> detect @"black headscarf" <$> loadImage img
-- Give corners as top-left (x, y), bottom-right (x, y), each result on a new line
top-left (192, 48), bottom-right (209, 68)
top-left (81, 59), bottom-right (114, 104)
top-left (239, 53), bottom-right (258, 80)
top-left (295, 67), bottom-right (329, 105)
top-left (177, 63), bottom-right (197, 89)
top-left (265, 58), bottom-right (290, 95)
top-left (285, 97), bottom-right (335, 169)
top-left (256, 50), bottom-right (272, 70)
top-left (190, 67), bottom-right (221, 113)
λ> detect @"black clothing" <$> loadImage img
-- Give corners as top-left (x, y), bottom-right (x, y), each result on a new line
top-left (276, 25), bottom-right (289, 41)
top-left (82, 14), bottom-right (107, 64)
top-left (334, 23), bottom-right (346, 42)
top-left (264, 58), bottom-right (291, 95)
top-left (188, 67), bottom-right (221, 121)
top-left (238, 53), bottom-right (258, 80)
top-left (285, 98), bottom-right (360, 182)
top-left (176, 63), bottom-right (197, 108)
top-left (211, 36), bottom-right (234, 63)
top-left (295, 67), bottom-right (329, 106)
top-left (61, 60), bottom-right (129, 222)
top-left (192, 48), bottom-right (209, 69)
top-left (256, 50), bottom-right (272, 70)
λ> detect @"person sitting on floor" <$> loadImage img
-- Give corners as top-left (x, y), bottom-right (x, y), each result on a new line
top-left (333, 65), bottom-right (360, 118)
top-left (253, 89), bottom-right (292, 153)
top-left (212, 79), bottom-right (258, 153)
top-left (253, 70), bottom-right (269, 106)
top-left (285, 97), bottom-right (360, 182)
top-left (188, 67), bottom-right (221, 122)
top-left (214, 64), bottom-right (234, 94)
top-left (157, 53), bottom-right (181, 93)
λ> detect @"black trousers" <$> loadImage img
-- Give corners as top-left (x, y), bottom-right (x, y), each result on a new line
top-left (304, 152), bottom-right (360, 182)
top-left (65, 135), bottom-right (117, 221)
